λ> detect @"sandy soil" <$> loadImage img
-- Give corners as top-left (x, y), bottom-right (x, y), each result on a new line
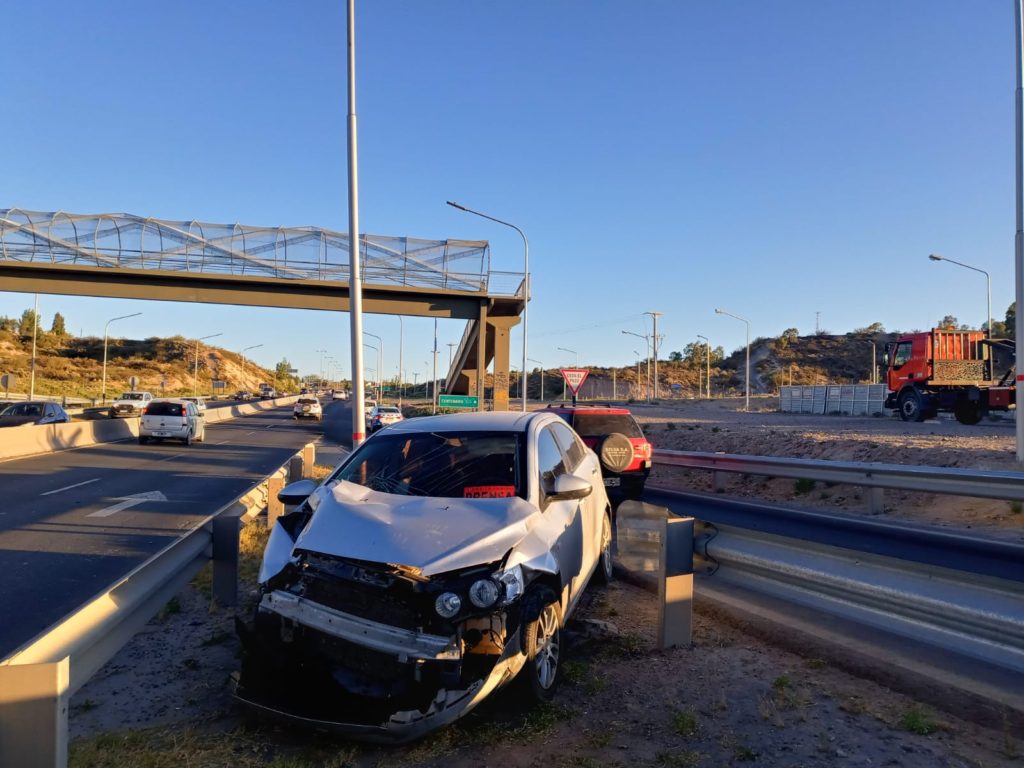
top-left (626, 397), bottom-right (1024, 541)
top-left (69, 564), bottom-right (1021, 767)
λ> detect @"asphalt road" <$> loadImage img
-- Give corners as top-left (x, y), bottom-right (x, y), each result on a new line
top-left (0, 399), bottom-right (353, 658)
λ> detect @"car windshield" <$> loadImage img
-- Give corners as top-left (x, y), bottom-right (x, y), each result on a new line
top-left (119, 393), bottom-right (145, 401)
top-left (1, 403), bottom-right (43, 417)
top-left (146, 402), bottom-right (184, 416)
top-left (569, 412), bottom-right (644, 438)
top-left (331, 430), bottom-right (524, 499)
top-left (379, 407), bottom-right (401, 414)
top-left (298, 398), bottom-right (318, 404)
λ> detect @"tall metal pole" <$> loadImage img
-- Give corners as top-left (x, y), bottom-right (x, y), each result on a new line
top-left (528, 357), bottom-right (543, 402)
top-left (1016, 0), bottom-right (1024, 462)
top-left (928, 254), bottom-right (991, 336)
top-left (432, 318), bottom-right (438, 414)
top-left (101, 312), bottom-right (142, 404)
top-left (446, 201), bottom-right (529, 412)
top-left (645, 311), bottom-right (662, 399)
top-left (633, 350), bottom-right (642, 398)
top-left (697, 334), bottom-right (709, 399)
top-left (194, 333), bottom-right (222, 397)
top-left (398, 317), bottom-right (404, 403)
top-left (347, 0), bottom-right (366, 447)
top-left (715, 308), bottom-right (751, 411)
top-left (365, 332), bottom-right (383, 401)
top-left (29, 294), bottom-right (39, 400)
top-left (557, 346), bottom-right (577, 402)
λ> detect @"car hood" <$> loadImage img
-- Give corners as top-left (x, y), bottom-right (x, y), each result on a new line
top-left (292, 480), bottom-right (539, 576)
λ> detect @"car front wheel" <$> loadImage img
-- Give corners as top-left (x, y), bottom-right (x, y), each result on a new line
top-left (518, 588), bottom-right (561, 701)
top-left (594, 512), bottom-right (614, 584)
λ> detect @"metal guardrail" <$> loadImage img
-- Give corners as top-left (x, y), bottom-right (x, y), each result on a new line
top-left (646, 449), bottom-right (1024, 717)
top-left (653, 448), bottom-right (1024, 513)
top-left (0, 443), bottom-right (317, 768)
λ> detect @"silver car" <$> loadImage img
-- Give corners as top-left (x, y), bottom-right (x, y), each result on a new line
top-left (235, 411), bottom-right (613, 741)
top-left (138, 399), bottom-right (205, 445)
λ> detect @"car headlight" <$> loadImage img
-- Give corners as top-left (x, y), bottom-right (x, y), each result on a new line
top-left (435, 592), bottom-right (462, 619)
top-left (498, 564), bottom-right (524, 605)
top-left (469, 578), bottom-right (500, 608)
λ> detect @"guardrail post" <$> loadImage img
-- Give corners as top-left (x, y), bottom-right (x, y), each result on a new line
top-left (301, 443), bottom-right (316, 478)
top-left (288, 455), bottom-right (303, 484)
top-left (712, 470), bottom-right (725, 493)
top-left (267, 477), bottom-right (284, 527)
top-left (0, 656), bottom-right (70, 768)
top-left (212, 506), bottom-right (243, 607)
top-left (658, 516), bottom-right (694, 649)
top-left (867, 486), bottom-right (884, 515)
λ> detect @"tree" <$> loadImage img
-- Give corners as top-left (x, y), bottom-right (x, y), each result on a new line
top-left (937, 314), bottom-right (959, 331)
top-left (781, 327), bottom-right (800, 342)
top-left (668, 350), bottom-right (683, 363)
top-left (276, 358), bottom-right (294, 378)
top-left (854, 322), bottom-right (885, 335)
top-left (0, 316), bottom-right (15, 332)
top-left (50, 312), bottom-right (67, 336)
top-left (1006, 302), bottom-right (1016, 339)
top-left (17, 308), bottom-right (40, 336)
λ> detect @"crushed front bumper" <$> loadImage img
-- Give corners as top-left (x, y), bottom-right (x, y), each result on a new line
top-left (233, 591), bottom-right (526, 742)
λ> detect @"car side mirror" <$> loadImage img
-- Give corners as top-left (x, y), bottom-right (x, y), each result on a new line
top-left (882, 353), bottom-right (889, 366)
top-left (548, 474), bottom-right (592, 501)
top-left (278, 478), bottom-right (318, 506)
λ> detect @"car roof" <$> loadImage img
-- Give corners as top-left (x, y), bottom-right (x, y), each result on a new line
top-left (149, 398), bottom-right (190, 404)
top-left (544, 404), bottom-right (634, 415)
top-left (386, 410), bottom-right (549, 434)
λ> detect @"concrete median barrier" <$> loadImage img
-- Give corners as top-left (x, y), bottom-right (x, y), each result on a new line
top-left (0, 397), bottom-right (299, 462)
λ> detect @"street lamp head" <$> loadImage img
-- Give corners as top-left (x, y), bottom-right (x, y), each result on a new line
top-left (446, 201), bottom-right (468, 212)
top-left (714, 308), bottom-right (723, 314)
top-left (928, 254), bottom-right (943, 262)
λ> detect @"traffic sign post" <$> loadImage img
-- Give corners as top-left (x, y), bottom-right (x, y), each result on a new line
top-left (560, 368), bottom-right (589, 406)
top-left (438, 394), bottom-right (479, 409)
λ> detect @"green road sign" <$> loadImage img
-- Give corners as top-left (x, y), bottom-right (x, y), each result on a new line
top-left (438, 394), bottom-right (479, 409)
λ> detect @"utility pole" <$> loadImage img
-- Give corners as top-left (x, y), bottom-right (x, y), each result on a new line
top-left (29, 294), bottom-right (39, 400)
top-left (815, 311), bottom-right (821, 335)
top-left (697, 334), bottom-right (709, 399)
top-left (1015, 0), bottom-right (1024, 462)
top-left (645, 311), bottom-right (662, 399)
top-left (346, 0), bottom-right (366, 447)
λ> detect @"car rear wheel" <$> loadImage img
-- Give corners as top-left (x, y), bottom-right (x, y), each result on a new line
top-left (184, 431), bottom-right (193, 447)
top-left (897, 388), bottom-right (925, 423)
top-left (518, 587), bottom-right (561, 702)
top-left (138, 436), bottom-right (149, 445)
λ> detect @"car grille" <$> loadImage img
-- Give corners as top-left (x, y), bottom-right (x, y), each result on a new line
top-left (299, 569), bottom-right (423, 631)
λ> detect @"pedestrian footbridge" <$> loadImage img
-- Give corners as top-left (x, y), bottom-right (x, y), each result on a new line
top-left (0, 209), bottom-right (525, 409)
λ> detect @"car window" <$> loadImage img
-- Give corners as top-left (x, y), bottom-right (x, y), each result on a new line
top-left (381, 407), bottom-right (400, 414)
top-left (332, 430), bottom-right (524, 499)
top-left (549, 421), bottom-right (586, 470)
top-left (120, 393), bottom-right (145, 401)
top-left (298, 398), bottom-right (318, 404)
top-left (146, 402), bottom-right (184, 416)
top-left (893, 341), bottom-right (912, 367)
top-left (571, 412), bottom-right (644, 439)
top-left (536, 426), bottom-right (566, 493)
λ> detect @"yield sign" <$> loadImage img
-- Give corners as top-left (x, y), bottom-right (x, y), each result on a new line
top-left (560, 368), bottom-right (589, 396)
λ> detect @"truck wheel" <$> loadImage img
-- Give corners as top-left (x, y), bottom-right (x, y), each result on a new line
top-left (897, 389), bottom-right (925, 422)
top-left (954, 400), bottom-right (982, 425)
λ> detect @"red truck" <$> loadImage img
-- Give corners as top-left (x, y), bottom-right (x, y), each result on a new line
top-left (884, 329), bottom-right (1015, 424)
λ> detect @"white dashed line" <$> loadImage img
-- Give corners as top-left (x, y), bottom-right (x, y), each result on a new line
top-left (41, 478), bottom-right (100, 496)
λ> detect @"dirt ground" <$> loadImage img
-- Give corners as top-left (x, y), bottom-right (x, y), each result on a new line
top-left (69, 560), bottom-right (1021, 767)
top-left (66, 400), bottom-right (1024, 766)
top-left (627, 397), bottom-right (1024, 541)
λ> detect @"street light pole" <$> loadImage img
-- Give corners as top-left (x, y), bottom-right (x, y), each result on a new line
top-left (29, 294), bottom-right (39, 400)
top-left (241, 343), bottom-right (263, 388)
top-left (528, 357), bottom-right (543, 402)
top-left (928, 254), bottom-right (992, 337)
top-left (346, 0), bottom-right (366, 446)
top-left (645, 311), bottom-right (662, 399)
top-left (363, 343), bottom-right (378, 399)
top-left (447, 201), bottom-right (529, 412)
top-left (398, 317), bottom-right (404, 404)
top-left (633, 350), bottom-right (642, 399)
top-left (697, 334), bottom-right (710, 399)
top-left (715, 308), bottom-right (750, 411)
top-left (194, 333), bottom-right (222, 397)
top-left (101, 312), bottom-right (142, 404)
top-left (364, 332), bottom-right (383, 401)
top-left (1016, 0), bottom-right (1024, 463)
top-left (621, 330), bottom-right (650, 401)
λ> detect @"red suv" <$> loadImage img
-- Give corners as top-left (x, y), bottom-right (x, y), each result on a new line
top-left (546, 405), bottom-right (652, 498)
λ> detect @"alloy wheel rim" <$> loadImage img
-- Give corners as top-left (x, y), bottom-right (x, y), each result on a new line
top-left (534, 604), bottom-right (560, 689)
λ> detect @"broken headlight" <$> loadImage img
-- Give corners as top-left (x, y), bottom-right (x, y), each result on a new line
top-left (435, 592), bottom-right (462, 618)
top-left (498, 564), bottom-right (524, 605)
top-left (468, 578), bottom-right (500, 608)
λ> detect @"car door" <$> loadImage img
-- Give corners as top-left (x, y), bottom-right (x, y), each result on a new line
top-left (549, 420), bottom-right (602, 583)
top-left (531, 422), bottom-right (587, 614)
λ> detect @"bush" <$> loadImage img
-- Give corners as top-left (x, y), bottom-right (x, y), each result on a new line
top-left (794, 478), bottom-right (815, 495)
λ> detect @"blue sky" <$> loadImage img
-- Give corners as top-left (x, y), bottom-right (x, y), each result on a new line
top-left (0, 1), bottom-right (1016, 381)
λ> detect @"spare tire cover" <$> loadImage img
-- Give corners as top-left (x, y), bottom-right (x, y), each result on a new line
top-left (598, 433), bottom-right (634, 473)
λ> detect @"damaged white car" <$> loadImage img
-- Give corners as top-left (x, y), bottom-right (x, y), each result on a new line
top-left (234, 411), bottom-right (613, 741)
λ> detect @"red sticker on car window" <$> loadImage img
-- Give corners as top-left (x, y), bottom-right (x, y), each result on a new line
top-left (464, 485), bottom-right (517, 499)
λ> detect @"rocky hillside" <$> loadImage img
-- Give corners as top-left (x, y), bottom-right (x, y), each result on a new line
top-left (0, 328), bottom-right (288, 400)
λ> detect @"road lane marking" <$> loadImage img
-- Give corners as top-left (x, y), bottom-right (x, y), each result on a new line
top-left (156, 453), bottom-right (185, 463)
top-left (40, 478), bottom-right (100, 496)
top-left (214, 440), bottom-right (230, 445)
top-left (87, 490), bottom-right (168, 518)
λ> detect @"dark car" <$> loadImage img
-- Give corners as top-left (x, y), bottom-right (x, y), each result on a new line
top-left (545, 404), bottom-right (652, 498)
top-left (0, 401), bottom-right (71, 427)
